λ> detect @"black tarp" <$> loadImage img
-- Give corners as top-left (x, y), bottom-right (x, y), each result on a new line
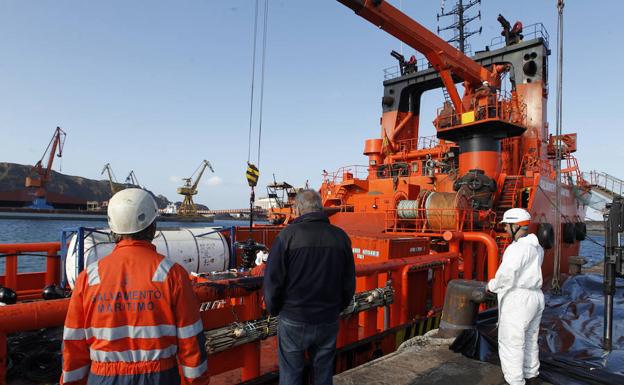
top-left (451, 274), bottom-right (624, 385)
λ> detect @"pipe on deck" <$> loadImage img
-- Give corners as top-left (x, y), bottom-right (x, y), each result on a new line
top-left (0, 252), bottom-right (459, 334)
top-left (443, 231), bottom-right (499, 280)
top-left (355, 252), bottom-right (458, 277)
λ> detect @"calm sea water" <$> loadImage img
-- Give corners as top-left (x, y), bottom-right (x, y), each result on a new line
top-left (0, 218), bottom-right (251, 274)
top-left (0, 219), bottom-right (606, 274)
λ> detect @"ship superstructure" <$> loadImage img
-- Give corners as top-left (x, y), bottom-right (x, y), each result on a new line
top-left (0, 2), bottom-right (594, 384)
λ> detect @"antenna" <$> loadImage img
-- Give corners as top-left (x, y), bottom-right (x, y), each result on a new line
top-left (437, 0), bottom-right (482, 54)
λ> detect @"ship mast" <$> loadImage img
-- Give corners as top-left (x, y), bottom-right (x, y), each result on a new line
top-left (437, 0), bottom-right (482, 54)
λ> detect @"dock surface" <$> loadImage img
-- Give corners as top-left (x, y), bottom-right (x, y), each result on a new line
top-left (335, 331), bottom-right (551, 385)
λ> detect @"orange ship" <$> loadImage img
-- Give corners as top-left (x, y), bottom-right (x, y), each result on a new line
top-left (0, 1), bottom-right (591, 384)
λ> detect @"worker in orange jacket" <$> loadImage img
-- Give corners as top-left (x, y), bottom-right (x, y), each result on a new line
top-left (61, 188), bottom-right (209, 385)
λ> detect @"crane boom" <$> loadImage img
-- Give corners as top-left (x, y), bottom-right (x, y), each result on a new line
top-left (192, 160), bottom-right (214, 192)
top-left (25, 127), bottom-right (67, 189)
top-left (24, 127), bottom-right (67, 208)
top-left (337, 0), bottom-right (498, 111)
top-left (177, 160), bottom-right (215, 217)
top-left (42, 127), bottom-right (66, 182)
top-left (125, 170), bottom-right (140, 187)
top-left (101, 163), bottom-right (119, 195)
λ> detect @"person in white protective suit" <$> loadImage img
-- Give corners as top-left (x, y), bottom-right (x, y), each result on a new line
top-left (487, 208), bottom-right (545, 385)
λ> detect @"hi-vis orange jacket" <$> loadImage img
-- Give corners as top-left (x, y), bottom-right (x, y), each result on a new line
top-left (61, 240), bottom-right (209, 385)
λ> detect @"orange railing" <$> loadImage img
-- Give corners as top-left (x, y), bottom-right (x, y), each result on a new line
top-left (0, 225), bottom-right (463, 383)
top-left (434, 91), bottom-right (527, 132)
top-left (323, 165), bottom-right (368, 185)
top-left (395, 135), bottom-right (440, 153)
top-left (0, 232), bottom-right (459, 384)
top-left (0, 242), bottom-right (62, 300)
top-left (521, 153), bottom-right (587, 188)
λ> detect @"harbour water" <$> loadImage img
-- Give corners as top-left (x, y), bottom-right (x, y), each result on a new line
top-left (0, 219), bottom-right (605, 274)
top-left (0, 218), bottom-right (252, 274)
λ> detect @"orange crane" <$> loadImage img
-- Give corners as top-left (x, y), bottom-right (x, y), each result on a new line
top-left (177, 160), bottom-right (214, 216)
top-left (24, 126), bottom-right (66, 209)
top-left (336, 0), bottom-right (527, 203)
top-left (338, 0), bottom-right (502, 116)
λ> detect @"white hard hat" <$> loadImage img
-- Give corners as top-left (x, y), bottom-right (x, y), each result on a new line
top-left (107, 188), bottom-right (158, 234)
top-left (501, 208), bottom-right (531, 225)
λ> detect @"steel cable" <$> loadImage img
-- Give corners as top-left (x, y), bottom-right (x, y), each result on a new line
top-left (246, 0), bottom-right (260, 163)
top-left (256, 0), bottom-right (269, 169)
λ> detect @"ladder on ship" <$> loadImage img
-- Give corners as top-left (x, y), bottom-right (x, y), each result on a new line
top-left (496, 175), bottom-right (522, 220)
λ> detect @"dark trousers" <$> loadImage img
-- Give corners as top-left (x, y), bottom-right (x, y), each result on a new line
top-left (277, 316), bottom-right (339, 385)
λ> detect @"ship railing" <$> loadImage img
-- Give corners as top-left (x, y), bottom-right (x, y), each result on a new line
top-left (324, 165), bottom-right (368, 185)
top-left (0, 224), bottom-right (460, 384)
top-left (434, 90), bottom-right (528, 132)
top-left (395, 135), bottom-right (440, 153)
top-left (489, 22), bottom-right (550, 50)
top-left (521, 153), bottom-right (587, 188)
top-left (0, 242), bottom-right (62, 301)
top-left (384, 207), bottom-right (494, 233)
top-left (382, 56), bottom-right (429, 80)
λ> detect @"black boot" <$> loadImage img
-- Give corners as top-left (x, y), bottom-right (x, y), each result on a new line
top-left (525, 377), bottom-right (542, 385)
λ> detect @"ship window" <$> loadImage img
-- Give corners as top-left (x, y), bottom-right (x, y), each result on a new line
top-left (411, 162), bottom-right (419, 174)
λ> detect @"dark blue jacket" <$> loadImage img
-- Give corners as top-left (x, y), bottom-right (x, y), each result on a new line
top-left (263, 211), bottom-right (356, 324)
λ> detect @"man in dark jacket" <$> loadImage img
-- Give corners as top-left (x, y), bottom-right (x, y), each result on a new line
top-left (264, 189), bottom-right (356, 385)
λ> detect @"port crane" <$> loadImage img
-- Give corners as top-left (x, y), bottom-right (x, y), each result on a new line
top-left (124, 170), bottom-right (141, 188)
top-left (177, 160), bottom-right (214, 216)
top-left (24, 126), bottom-right (67, 209)
top-left (101, 163), bottom-right (121, 195)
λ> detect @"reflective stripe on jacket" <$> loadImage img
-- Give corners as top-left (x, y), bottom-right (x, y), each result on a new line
top-left (60, 239), bottom-right (208, 385)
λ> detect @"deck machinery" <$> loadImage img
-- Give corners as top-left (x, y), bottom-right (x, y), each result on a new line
top-left (325, 0), bottom-right (588, 281)
top-left (0, 2), bottom-right (591, 384)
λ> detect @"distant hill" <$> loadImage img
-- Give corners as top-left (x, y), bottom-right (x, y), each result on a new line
top-left (0, 162), bottom-right (171, 208)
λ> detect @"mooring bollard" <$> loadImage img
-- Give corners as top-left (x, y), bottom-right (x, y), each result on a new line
top-left (438, 279), bottom-right (491, 338)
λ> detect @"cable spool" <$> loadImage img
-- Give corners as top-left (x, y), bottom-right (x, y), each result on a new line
top-left (397, 190), bottom-right (469, 230)
top-left (397, 200), bottom-right (419, 219)
top-left (397, 190), bottom-right (431, 220)
top-left (426, 191), bottom-right (469, 230)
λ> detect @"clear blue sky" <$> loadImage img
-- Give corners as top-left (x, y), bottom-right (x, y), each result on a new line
top-left (1, 0), bottom-right (622, 209)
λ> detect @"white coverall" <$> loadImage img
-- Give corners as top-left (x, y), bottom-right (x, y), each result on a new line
top-left (487, 233), bottom-right (545, 385)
